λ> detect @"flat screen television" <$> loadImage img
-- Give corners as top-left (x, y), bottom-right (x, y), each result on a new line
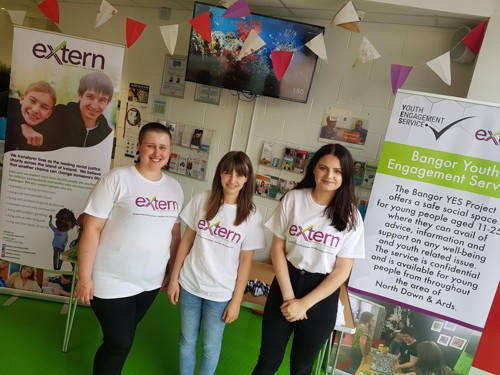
top-left (185, 2), bottom-right (325, 103)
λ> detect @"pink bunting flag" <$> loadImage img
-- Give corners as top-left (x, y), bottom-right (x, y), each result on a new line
top-left (189, 11), bottom-right (212, 43)
top-left (37, 0), bottom-right (60, 24)
top-left (464, 20), bottom-right (488, 55)
top-left (223, 0), bottom-right (251, 18)
top-left (390, 64), bottom-right (413, 95)
top-left (271, 51), bottom-right (294, 81)
top-left (126, 18), bottom-right (146, 48)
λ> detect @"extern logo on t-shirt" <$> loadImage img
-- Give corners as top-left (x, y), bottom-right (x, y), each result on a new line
top-left (135, 196), bottom-right (179, 211)
top-left (198, 219), bottom-right (242, 244)
top-left (289, 224), bottom-right (340, 247)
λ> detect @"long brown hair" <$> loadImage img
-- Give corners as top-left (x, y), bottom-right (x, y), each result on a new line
top-left (294, 143), bottom-right (358, 231)
top-left (205, 151), bottom-right (255, 226)
top-left (414, 341), bottom-right (448, 375)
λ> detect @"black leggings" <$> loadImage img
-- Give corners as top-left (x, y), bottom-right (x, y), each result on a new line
top-left (90, 288), bottom-right (159, 375)
top-left (253, 262), bottom-right (339, 375)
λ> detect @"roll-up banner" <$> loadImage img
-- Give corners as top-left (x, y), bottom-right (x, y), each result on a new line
top-left (348, 90), bottom-right (499, 375)
top-left (0, 27), bottom-right (124, 300)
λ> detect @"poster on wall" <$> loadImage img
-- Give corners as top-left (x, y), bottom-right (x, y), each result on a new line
top-left (160, 55), bottom-right (187, 98)
top-left (347, 90), bottom-right (499, 375)
top-left (0, 26), bottom-right (124, 294)
top-left (318, 107), bottom-right (369, 147)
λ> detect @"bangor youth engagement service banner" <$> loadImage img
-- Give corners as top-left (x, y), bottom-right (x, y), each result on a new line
top-left (348, 90), bottom-right (499, 374)
top-left (0, 27), bottom-right (124, 293)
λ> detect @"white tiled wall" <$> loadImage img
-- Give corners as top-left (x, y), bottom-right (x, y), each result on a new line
top-left (0, 6), bottom-right (475, 260)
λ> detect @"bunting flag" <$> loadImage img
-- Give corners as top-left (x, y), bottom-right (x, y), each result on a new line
top-left (353, 36), bottom-right (380, 67)
top-left (37, 0), bottom-right (60, 24)
top-left (160, 24), bottom-right (179, 55)
top-left (391, 64), bottom-right (413, 95)
top-left (223, 0), bottom-right (251, 18)
top-left (271, 51), bottom-right (294, 81)
top-left (189, 11), bottom-right (212, 43)
top-left (96, 0), bottom-right (118, 28)
top-left (464, 20), bottom-right (488, 55)
top-left (221, 0), bottom-right (238, 8)
top-left (305, 33), bottom-right (328, 61)
top-left (8, 10), bottom-right (26, 25)
top-left (126, 18), bottom-right (146, 48)
top-left (331, 1), bottom-right (360, 32)
top-left (238, 29), bottom-right (266, 60)
top-left (426, 52), bottom-right (451, 85)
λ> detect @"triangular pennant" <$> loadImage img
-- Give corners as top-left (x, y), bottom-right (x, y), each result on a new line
top-left (221, 0), bottom-right (237, 8)
top-left (96, 0), bottom-right (118, 28)
top-left (464, 20), bottom-right (488, 55)
top-left (353, 36), bottom-right (380, 67)
top-left (427, 52), bottom-right (451, 85)
top-left (8, 10), bottom-right (26, 25)
top-left (37, 0), bottom-right (60, 24)
top-left (339, 22), bottom-right (360, 33)
top-left (391, 64), bottom-right (413, 95)
top-left (332, 1), bottom-right (359, 26)
top-left (271, 51), bottom-right (294, 81)
top-left (223, 0), bottom-right (251, 18)
top-left (305, 33), bottom-right (327, 61)
top-left (189, 11), bottom-right (212, 43)
top-left (160, 25), bottom-right (179, 55)
top-left (126, 18), bottom-right (146, 48)
top-left (238, 29), bottom-right (266, 60)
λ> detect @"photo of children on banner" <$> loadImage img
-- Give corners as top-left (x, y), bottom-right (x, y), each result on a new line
top-left (5, 71), bottom-right (114, 152)
top-left (319, 111), bottom-right (369, 146)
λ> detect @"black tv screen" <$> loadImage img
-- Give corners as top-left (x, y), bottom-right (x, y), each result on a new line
top-left (185, 2), bottom-right (325, 103)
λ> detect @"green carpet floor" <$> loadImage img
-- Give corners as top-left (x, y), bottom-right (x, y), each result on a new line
top-left (0, 293), bottom-right (298, 374)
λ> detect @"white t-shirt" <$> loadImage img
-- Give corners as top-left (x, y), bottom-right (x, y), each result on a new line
top-left (179, 191), bottom-right (266, 301)
top-left (265, 188), bottom-right (365, 274)
top-left (84, 166), bottom-right (184, 298)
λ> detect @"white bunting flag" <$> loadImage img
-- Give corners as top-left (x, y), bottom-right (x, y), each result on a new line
top-left (96, 0), bottom-right (118, 28)
top-left (305, 33), bottom-right (328, 61)
top-left (160, 24), bottom-right (179, 55)
top-left (238, 29), bottom-right (266, 60)
top-left (353, 37), bottom-right (380, 67)
top-left (426, 52), bottom-right (451, 85)
top-left (8, 10), bottom-right (26, 25)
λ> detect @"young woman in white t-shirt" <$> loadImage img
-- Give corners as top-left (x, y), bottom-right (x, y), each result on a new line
top-left (75, 123), bottom-right (184, 375)
top-left (168, 151), bottom-right (266, 375)
top-left (253, 143), bottom-right (365, 375)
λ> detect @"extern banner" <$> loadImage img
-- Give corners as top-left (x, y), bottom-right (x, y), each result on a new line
top-left (0, 27), bottom-right (124, 297)
top-left (348, 90), bottom-right (499, 375)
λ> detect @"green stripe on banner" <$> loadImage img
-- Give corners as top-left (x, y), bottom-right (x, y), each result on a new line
top-left (378, 142), bottom-right (500, 198)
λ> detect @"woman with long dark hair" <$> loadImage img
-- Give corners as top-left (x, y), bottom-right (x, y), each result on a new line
top-left (407, 341), bottom-right (449, 375)
top-left (253, 143), bottom-right (366, 375)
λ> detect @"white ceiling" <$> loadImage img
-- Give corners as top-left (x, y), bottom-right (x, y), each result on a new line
top-left (0, 0), bottom-right (486, 28)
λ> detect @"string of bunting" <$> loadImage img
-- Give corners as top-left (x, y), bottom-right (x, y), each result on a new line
top-left (4, 0), bottom-right (488, 92)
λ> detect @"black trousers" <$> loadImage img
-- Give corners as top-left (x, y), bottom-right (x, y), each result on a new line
top-left (90, 288), bottom-right (159, 375)
top-left (253, 262), bottom-right (339, 375)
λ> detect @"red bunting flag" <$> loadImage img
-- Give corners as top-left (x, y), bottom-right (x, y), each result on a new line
top-left (390, 64), bottom-right (413, 95)
top-left (189, 11), bottom-right (212, 43)
top-left (223, 0), bottom-right (251, 18)
top-left (271, 51), bottom-right (294, 81)
top-left (126, 18), bottom-right (146, 48)
top-left (463, 20), bottom-right (488, 55)
top-left (37, 0), bottom-right (60, 24)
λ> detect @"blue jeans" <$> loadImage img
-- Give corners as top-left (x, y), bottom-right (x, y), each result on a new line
top-left (179, 287), bottom-right (229, 375)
